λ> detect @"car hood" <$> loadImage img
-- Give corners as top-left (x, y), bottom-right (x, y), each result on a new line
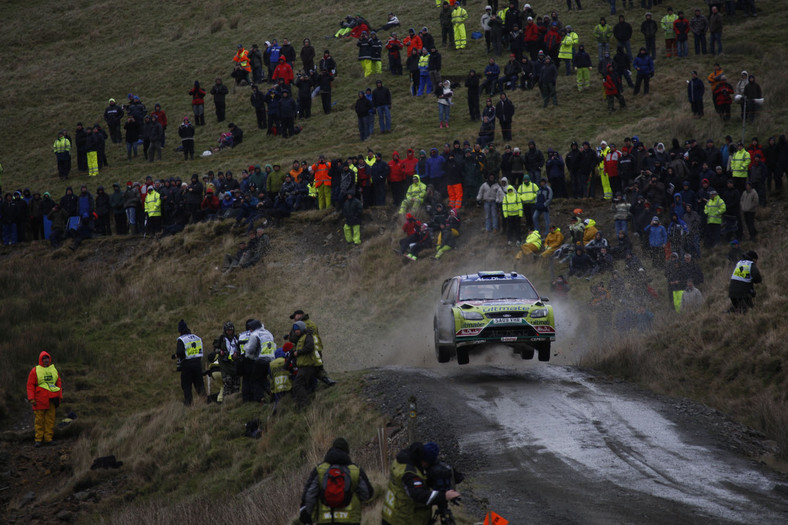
top-left (458, 299), bottom-right (543, 309)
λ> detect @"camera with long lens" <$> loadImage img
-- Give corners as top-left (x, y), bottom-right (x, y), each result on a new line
top-left (427, 461), bottom-right (464, 525)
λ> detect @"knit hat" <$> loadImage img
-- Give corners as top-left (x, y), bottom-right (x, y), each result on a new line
top-left (332, 437), bottom-right (350, 454)
top-left (423, 442), bottom-right (440, 464)
top-left (178, 319), bottom-right (189, 334)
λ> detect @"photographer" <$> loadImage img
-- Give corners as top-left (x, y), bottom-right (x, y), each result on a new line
top-left (382, 442), bottom-right (460, 525)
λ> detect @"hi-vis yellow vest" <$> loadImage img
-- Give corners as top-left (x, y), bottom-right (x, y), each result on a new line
top-left (36, 365), bottom-right (60, 392)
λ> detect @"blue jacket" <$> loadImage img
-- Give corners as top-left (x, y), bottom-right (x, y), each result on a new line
top-left (484, 63), bottom-right (500, 79)
top-left (644, 223), bottom-right (667, 247)
top-left (632, 54), bottom-right (654, 76)
top-left (425, 152), bottom-right (446, 182)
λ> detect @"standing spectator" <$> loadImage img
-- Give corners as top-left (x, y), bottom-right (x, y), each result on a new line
top-left (250, 84), bottom-right (267, 130)
top-left (743, 74), bottom-right (762, 123)
top-left (661, 7), bottom-right (678, 58)
top-left (673, 11), bottom-right (690, 58)
top-left (614, 15), bottom-right (633, 60)
top-left (319, 49), bottom-right (337, 76)
top-left (640, 12), bottom-right (658, 59)
top-left (708, 6), bottom-right (723, 55)
top-left (740, 180), bottom-right (758, 241)
top-left (437, 80), bottom-right (453, 129)
top-left (103, 98), bottom-right (124, 144)
top-left (369, 32), bottom-right (384, 76)
top-left (538, 56), bottom-right (558, 107)
top-left (74, 123), bottom-right (88, 172)
top-left (357, 32), bottom-right (373, 77)
top-left (417, 48), bottom-right (431, 96)
top-left (342, 192), bottom-right (363, 245)
top-left (175, 320), bottom-right (205, 406)
top-left (299, 38), bottom-right (315, 74)
top-left (26, 351), bottom-right (62, 447)
top-left (249, 44), bottom-right (264, 83)
top-left (146, 115), bottom-right (163, 162)
top-left (295, 72), bottom-right (313, 120)
top-left (406, 48), bottom-right (421, 95)
top-left (546, 148), bottom-right (566, 198)
top-left (53, 130), bottom-right (71, 180)
top-left (495, 92), bottom-right (515, 141)
top-left (317, 68), bottom-right (334, 114)
top-left (386, 33), bottom-right (403, 75)
top-left (687, 70), bottom-right (705, 117)
top-left (94, 186), bottom-right (111, 235)
top-left (109, 183), bottom-right (126, 234)
top-left (428, 46), bottom-right (442, 93)
top-left (189, 81), bottom-right (206, 126)
top-left (533, 178), bottom-right (553, 235)
top-left (278, 91), bottom-right (297, 139)
top-left (558, 25), bottom-right (578, 76)
top-left (85, 127), bottom-right (100, 177)
top-left (593, 17), bottom-right (613, 62)
top-left (632, 47), bottom-right (654, 95)
top-left (604, 64), bottom-right (627, 112)
top-left (502, 185), bottom-right (521, 244)
top-left (613, 46), bottom-right (634, 90)
top-left (280, 38), bottom-right (296, 66)
top-left (440, 2), bottom-right (455, 48)
top-left (210, 78), bottom-right (229, 123)
top-left (465, 70), bottom-right (480, 120)
top-left (644, 216), bottom-right (667, 268)
top-left (690, 9), bottom-right (708, 55)
top-left (574, 44), bottom-right (592, 92)
top-left (713, 74), bottom-right (733, 121)
top-left (452, 2), bottom-right (469, 49)
top-left (477, 173), bottom-right (504, 232)
top-left (232, 44), bottom-right (252, 84)
top-left (703, 189), bottom-right (726, 247)
top-left (480, 5), bottom-right (492, 53)
top-left (178, 117), bottom-right (195, 161)
top-left (354, 92), bottom-right (372, 141)
top-left (151, 103), bottom-right (168, 147)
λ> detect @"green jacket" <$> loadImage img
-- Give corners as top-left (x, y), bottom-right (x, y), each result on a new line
top-left (593, 23), bottom-right (612, 43)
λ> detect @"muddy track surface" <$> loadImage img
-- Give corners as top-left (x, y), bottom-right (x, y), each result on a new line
top-left (365, 364), bottom-right (788, 525)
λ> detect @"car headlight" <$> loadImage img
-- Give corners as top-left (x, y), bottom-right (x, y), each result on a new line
top-left (530, 308), bottom-right (548, 319)
top-left (461, 311), bottom-right (484, 320)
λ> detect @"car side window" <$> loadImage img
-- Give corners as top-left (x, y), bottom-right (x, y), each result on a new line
top-left (447, 279), bottom-right (459, 303)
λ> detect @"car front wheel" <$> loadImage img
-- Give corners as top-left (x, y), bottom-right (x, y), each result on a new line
top-left (534, 341), bottom-right (551, 362)
top-left (434, 322), bottom-right (456, 363)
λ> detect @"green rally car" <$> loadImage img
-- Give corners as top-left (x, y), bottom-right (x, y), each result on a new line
top-left (434, 271), bottom-right (556, 364)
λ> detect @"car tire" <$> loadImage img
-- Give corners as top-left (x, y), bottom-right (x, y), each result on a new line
top-left (434, 322), bottom-right (456, 363)
top-left (534, 342), bottom-right (551, 362)
top-left (456, 348), bottom-right (470, 365)
top-left (521, 347), bottom-right (535, 360)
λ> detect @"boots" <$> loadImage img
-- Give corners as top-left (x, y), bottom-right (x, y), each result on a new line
top-left (321, 376), bottom-right (337, 387)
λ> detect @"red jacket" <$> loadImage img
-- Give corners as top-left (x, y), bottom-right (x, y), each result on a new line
top-left (603, 69), bottom-right (620, 96)
top-left (401, 149), bottom-right (419, 177)
top-left (27, 351), bottom-right (62, 411)
top-left (189, 87), bottom-right (206, 105)
top-left (272, 60), bottom-right (294, 85)
top-left (201, 193), bottom-right (220, 211)
top-left (350, 23), bottom-right (370, 39)
top-left (151, 110), bottom-right (168, 129)
top-left (604, 150), bottom-right (621, 177)
top-left (524, 22), bottom-right (540, 43)
top-left (388, 152), bottom-right (406, 182)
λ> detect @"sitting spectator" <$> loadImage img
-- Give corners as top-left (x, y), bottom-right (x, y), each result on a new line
top-left (568, 245), bottom-right (597, 278)
top-left (610, 230), bottom-right (632, 259)
top-left (541, 225), bottom-right (564, 258)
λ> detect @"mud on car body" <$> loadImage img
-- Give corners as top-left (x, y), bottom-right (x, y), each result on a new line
top-left (434, 271), bottom-right (555, 364)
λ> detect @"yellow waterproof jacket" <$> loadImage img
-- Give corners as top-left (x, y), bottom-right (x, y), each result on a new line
top-left (558, 32), bottom-right (578, 60)
top-left (144, 189), bottom-right (161, 217)
top-left (502, 187), bottom-right (522, 217)
top-left (524, 230), bottom-right (542, 250)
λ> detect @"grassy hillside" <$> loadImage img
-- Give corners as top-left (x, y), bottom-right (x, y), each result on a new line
top-left (2, 0), bottom-right (788, 522)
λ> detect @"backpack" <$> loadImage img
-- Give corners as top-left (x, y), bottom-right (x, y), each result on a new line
top-left (320, 464), bottom-right (352, 509)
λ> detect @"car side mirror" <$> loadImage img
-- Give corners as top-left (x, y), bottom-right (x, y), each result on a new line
top-left (540, 297), bottom-right (550, 302)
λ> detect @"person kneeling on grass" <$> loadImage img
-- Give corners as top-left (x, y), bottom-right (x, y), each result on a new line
top-left (516, 228), bottom-right (542, 260)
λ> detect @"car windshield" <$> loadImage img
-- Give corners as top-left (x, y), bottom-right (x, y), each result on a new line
top-left (458, 281), bottom-right (539, 301)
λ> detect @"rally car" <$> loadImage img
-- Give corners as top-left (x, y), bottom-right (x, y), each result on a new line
top-left (433, 271), bottom-right (555, 364)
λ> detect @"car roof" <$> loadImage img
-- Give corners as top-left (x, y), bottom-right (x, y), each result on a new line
top-left (457, 271), bottom-right (530, 283)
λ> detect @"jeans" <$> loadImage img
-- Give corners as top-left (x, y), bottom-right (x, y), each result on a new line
top-left (417, 71), bottom-right (432, 95)
top-left (617, 39), bottom-right (632, 60)
top-left (439, 103), bottom-right (451, 123)
top-left (358, 115), bottom-right (373, 141)
top-left (615, 219), bottom-right (628, 235)
top-left (609, 0), bottom-right (616, 15)
top-left (484, 201), bottom-right (499, 231)
top-left (2, 223), bottom-right (17, 245)
top-left (533, 209), bottom-right (550, 236)
top-left (597, 42), bottom-right (609, 62)
top-left (125, 207), bottom-right (137, 231)
top-left (709, 32), bottom-right (722, 54)
top-left (126, 141), bottom-right (138, 159)
top-left (677, 39), bottom-right (688, 57)
top-left (693, 33), bottom-right (707, 54)
top-left (366, 113), bottom-right (374, 138)
top-left (376, 105), bottom-right (391, 132)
